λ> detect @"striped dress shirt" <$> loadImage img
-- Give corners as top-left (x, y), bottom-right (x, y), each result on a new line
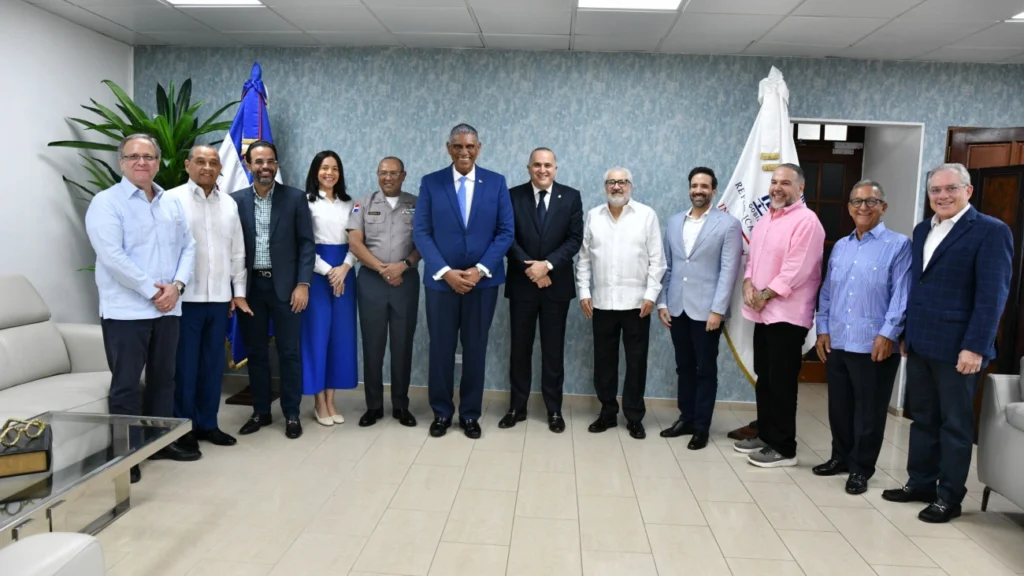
top-left (816, 222), bottom-right (911, 353)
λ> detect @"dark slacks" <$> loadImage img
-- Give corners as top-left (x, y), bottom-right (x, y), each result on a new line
top-left (593, 308), bottom-right (650, 422)
top-left (238, 276), bottom-right (303, 419)
top-left (101, 316), bottom-right (179, 419)
top-left (425, 285), bottom-right (498, 421)
top-left (670, 313), bottom-right (722, 432)
top-left (174, 302), bottom-right (230, 431)
top-left (753, 321), bottom-right (808, 459)
top-left (357, 267), bottom-right (420, 412)
top-left (905, 351), bottom-right (979, 505)
top-left (508, 298), bottom-right (570, 415)
top-left (826, 349), bottom-right (900, 476)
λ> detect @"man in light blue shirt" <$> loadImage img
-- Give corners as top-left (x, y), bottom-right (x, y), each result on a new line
top-left (85, 134), bottom-right (198, 481)
top-left (813, 179), bottom-right (910, 495)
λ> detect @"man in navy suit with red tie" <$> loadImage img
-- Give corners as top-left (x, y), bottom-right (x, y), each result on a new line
top-left (413, 124), bottom-right (515, 439)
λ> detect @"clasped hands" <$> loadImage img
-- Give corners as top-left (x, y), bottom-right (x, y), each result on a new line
top-left (444, 268), bottom-right (482, 295)
top-left (742, 279), bottom-right (768, 312)
top-left (151, 282), bottom-right (179, 313)
top-left (525, 260), bottom-right (551, 289)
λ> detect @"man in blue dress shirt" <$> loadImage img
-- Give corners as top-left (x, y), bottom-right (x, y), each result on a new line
top-left (85, 134), bottom-right (198, 483)
top-left (813, 180), bottom-right (910, 495)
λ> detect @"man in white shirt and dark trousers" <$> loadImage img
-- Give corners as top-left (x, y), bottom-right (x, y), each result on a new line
top-left (577, 168), bottom-right (666, 439)
top-left (167, 145), bottom-right (251, 450)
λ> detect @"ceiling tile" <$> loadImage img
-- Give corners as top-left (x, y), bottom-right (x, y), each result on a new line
top-left (684, 0), bottom-right (804, 16)
top-left (792, 0), bottom-right (923, 18)
top-left (395, 32), bottom-right (483, 47)
top-left (659, 37), bottom-right (751, 54)
top-left (668, 13), bottom-right (781, 41)
top-left (899, 0), bottom-right (1024, 21)
top-left (854, 19), bottom-right (996, 52)
top-left (223, 31), bottom-right (318, 45)
top-left (363, 0), bottom-right (467, 7)
top-left (270, 4), bottom-right (384, 32)
top-left (27, 0), bottom-right (146, 44)
top-left (574, 9), bottom-right (677, 37)
top-left (743, 41), bottom-right (841, 57)
top-left (915, 45), bottom-right (1024, 62)
top-left (469, 0), bottom-right (573, 8)
top-left (473, 8), bottom-right (571, 35)
top-left (761, 16), bottom-right (888, 46)
top-left (263, 0), bottom-right (363, 5)
top-left (952, 22), bottom-right (1024, 48)
top-left (1001, 50), bottom-right (1024, 62)
top-left (176, 7), bottom-right (299, 32)
top-left (573, 34), bottom-right (661, 52)
top-left (834, 43), bottom-right (936, 60)
top-left (142, 30), bottom-right (240, 46)
top-left (372, 7), bottom-right (477, 34)
top-left (76, 4), bottom-right (214, 33)
top-left (483, 34), bottom-right (569, 50)
top-left (306, 31), bottom-right (402, 45)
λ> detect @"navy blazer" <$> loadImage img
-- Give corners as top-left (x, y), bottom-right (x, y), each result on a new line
top-left (231, 184), bottom-right (316, 302)
top-left (505, 181), bottom-right (584, 302)
top-left (413, 164), bottom-right (515, 292)
top-left (905, 205), bottom-right (1013, 365)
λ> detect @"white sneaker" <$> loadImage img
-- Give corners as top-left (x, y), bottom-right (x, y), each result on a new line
top-left (733, 437), bottom-right (767, 454)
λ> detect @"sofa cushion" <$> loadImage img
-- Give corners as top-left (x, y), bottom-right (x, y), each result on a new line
top-left (0, 275), bottom-right (50, 331)
top-left (0, 322), bottom-right (71, 392)
top-left (0, 372), bottom-right (109, 421)
top-left (1008, 403), bottom-right (1024, 433)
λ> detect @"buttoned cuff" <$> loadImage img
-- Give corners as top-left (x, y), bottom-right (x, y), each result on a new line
top-left (434, 266), bottom-right (451, 281)
top-left (657, 303), bottom-right (668, 310)
top-left (816, 318), bottom-right (829, 336)
top-left (314, 260), bottom-right (332, 276)
top-left (138, 280), bottom-right (159, 300)
top-left (476, 263), bottom-right (491, 278)
top-left (579, 287), bottom-right (591, 300)
top-left (232, 282), bottom-right (246, 299)
top-left (643, 288), bottom-right (661, 303)
top-left (879, 323), bottom-right (901, 342)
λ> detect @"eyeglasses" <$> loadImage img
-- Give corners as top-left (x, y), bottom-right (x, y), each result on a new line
top-left (849, 198), bottom-right (884, 208)
top-left (605, 179), bottom-right (631, 187)
top-left (121, 154), bottom-right (159, 164)
top-left (928, 184), bottom-right (964, 196)
top-left (377, 171), bottom-right (403, 178)
top-left (251, 159), bottom-right (279, 167)
top-left (1, 419), bottom-right (46, 448)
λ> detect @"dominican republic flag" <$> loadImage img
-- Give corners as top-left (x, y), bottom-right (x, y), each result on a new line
top-left (717, 66), bottom-right (815, 385)
top-left (219, 61), bottom-right (283, 369)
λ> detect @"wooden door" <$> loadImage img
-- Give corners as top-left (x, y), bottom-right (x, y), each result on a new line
top-left (947, 127), bottom-right (1024, 169)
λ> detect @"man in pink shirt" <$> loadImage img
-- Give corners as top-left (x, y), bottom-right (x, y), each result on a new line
top-left (734, 163), bottom-right (825, 468)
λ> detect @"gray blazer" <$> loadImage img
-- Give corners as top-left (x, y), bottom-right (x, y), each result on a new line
top-left (656, 208), bottom-right (742, 320)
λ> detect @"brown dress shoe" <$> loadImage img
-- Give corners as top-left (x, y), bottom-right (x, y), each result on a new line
top-left (727, 425), bottom-right (758, 441)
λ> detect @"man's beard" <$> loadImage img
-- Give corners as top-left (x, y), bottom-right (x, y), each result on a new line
top-left (691, 195), bottom-right (708, 208)
top-left (255, 174), bottom-right (275, 185)
top-left (606, 193), bottom-right (629, 208)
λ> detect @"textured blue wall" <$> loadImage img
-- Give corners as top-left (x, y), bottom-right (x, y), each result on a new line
top-left (134, 47), bottom-right (1024, 402)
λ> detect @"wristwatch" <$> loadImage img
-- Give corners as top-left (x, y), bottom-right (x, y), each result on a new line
top-left (403, 258), bottom-right (413, 269)
top-left (174, 281), bottom-right (185, 295)
top-left (760, 289), bottom-right (771, 301)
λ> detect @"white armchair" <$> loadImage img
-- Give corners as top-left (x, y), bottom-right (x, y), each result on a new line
top-left (977, 358), bottom-right (1024, 511)
top-left (0, 533), bottom-right (105, 576)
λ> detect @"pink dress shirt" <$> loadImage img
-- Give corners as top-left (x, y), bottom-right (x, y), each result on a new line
top-left (742, 202), bottom-right (825, 328)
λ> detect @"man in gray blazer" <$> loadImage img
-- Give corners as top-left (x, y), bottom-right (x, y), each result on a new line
top-left (657, 167), bottom-right (742, 450)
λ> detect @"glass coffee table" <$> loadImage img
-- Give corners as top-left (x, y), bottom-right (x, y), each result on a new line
top-left (0, 412), bottom-right (190, 548)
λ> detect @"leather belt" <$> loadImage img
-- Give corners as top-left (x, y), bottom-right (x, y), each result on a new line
top-left (255, 270), bottom-right (272, 278)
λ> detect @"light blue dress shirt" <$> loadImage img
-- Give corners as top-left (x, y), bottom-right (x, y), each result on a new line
top-left (816, 221), bottom-right (911, 353)
top-left (85, 177), bottom-right (196, 320)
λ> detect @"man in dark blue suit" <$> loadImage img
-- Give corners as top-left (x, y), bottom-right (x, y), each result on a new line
top-left (231, 140), bottom-right (316, 440)
top-left (413, 124), bottom-right (515, 439)
top-left (882, 163), bottom-right (1012, 523)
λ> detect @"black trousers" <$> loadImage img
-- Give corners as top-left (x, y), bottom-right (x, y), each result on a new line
top-left (101, 316), bottom-right (179, 419)
top-left (826, 349), bottom-right (900, 476)
top-left (670, 313), bottom-right (722, 432)
top-left (238, 276), bottom-right (303, 419)
top-left (593, 308), bottom-right (650, 422)
top-left (754, 322), bottom-right (808, 459)
top-left (905, 351), bottom-right (979, 505)
top-left (508, 298), bottom-right (570, 415)
top-left (357, 267), bottom-right (419, 412)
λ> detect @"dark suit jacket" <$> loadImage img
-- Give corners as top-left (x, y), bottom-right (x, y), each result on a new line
top-left (412, 164), bottom-right (515, 292)
top-left (504, 181), bottom-right (584, 302)
top-left (905, 205), bottom-right (1013, 365)
top-left (231, 184), bottom-right (316, 302)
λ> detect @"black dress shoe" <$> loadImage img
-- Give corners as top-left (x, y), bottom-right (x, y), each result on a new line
top-left (588, 415), bottom-right (617, 433)
top-left (195, 428), bottom-right (237, 446)
top-left (659, 418), bottom-right (696, 438)
top-left (130, 465), bottom-right (141, 484)
top-left (393, 409), bottom-right (417, 427)
top-left (918, 499), bottom-right (961, 523)
top-left (285, 419), bottom-right (303, 439)
top-left (429, 417), bottom-right (452, 438)
top-left (882, 485), bottom-right (937, 504)
top-left (239, 413), bottom-right (272, 435)
top-left (812, 459), bottom-right (849, 477)
top-left (460, 419), bottom-right (482, 439)
top-left (498, 410), bottom-right (526, 429)
top-left (626, 420), bottom-right (646, 440)
top-left (548, 412), bottom-right (565, 434)
top-left (687, 432), bottom-right (709, 450)
top-left (845, 473), bottom-right (869, 495)
top-left (150, 442), bottom-right (202, 462)
top-left (177, 431), bottom-right (199, 451)
top-left (359, 408), bottom-right (385, 427)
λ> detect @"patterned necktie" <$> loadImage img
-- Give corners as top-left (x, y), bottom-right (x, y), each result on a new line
top-left (537, 189), bottom-right (548, 230)
top-left (457, 176), bottom-right (468, 226)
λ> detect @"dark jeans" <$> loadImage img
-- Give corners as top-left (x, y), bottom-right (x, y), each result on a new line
top-left (754, 322), bottom-right (808, 459)
top-left (670, 313), bottom-right (722, 432)
top-left (175, 302), bottom-right (230, 432)
top-left (508, 298), bottom-right (571, 415)
top-left (102, 316), bottom-right (179, 419)
top-left (238, 276), bottom-right (303, 419)
top-left (905, 351), bottom-right (979, 505)
top-left (593, 308), bottom-right (651, 422)
top-left (357, 267), bottom-right (419, 412)
top-left (826, 349), bottom-right (900, 477)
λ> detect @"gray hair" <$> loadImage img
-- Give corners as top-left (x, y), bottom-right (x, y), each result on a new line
top-left (187, 144), bottom-right (218, 161)
top-left (449, 123), bottom-right (478, 142)
top-left (851, 179), bottom-right (886, 200)
top-left (603, 166), bottom-right (634, 184)
top-left (927, 163), bottom-right (971, 188)
top-left (118, 133), bottom-right (161, 160)
top-left (776, 162), bottom-right (805, 185)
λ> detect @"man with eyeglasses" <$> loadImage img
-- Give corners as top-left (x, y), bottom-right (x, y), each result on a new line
top-left (813, 181), bottom-right (910, 495)
top-left (231, 140), bottom-right (315, 440)
top-left (85, 134), bottom-right (197, 483)
top-left (347, 157), bottom-right (421, 427)
top-left (577, 168), bottom-right (666, 440)
top-left (882, 163), bottom-right (1012, 523)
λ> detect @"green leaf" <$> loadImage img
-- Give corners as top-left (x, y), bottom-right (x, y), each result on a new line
top-left (87, 99), bottom-right (132, 133)
top-left (196, 100), bottom-right (239, 133)
top-left (62, 176), bottom-right (99, 200)
top-left (48, 140), bottom-right (118, 152)
top-left (103, 80), bottom-right (149, 128)
top-left (156, 83), bottom-right (170, 119)
top-left (176, 79), bottom-right (192, 123)
top-left (68, 117), bottom-right (122, 141)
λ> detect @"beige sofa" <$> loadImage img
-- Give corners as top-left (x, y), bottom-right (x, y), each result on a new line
top-left (0, 533), bottom-right (106, 575)
top-left (977, 359), bottom-right (1024, 511)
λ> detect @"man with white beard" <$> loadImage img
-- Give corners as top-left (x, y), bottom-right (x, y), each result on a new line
top-left (576, 167), bottom-right (666, 440)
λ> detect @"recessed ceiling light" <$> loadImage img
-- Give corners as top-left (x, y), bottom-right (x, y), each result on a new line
top-left (578, 0), bottom-right (683, 10)
top-left (165, 0), bottom-right (263, 6)
top-left (1010, 11), bottom-right (1024, 20)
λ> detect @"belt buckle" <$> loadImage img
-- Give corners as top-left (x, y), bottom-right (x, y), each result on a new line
top-left (257, 270), bottom-right (272, 278)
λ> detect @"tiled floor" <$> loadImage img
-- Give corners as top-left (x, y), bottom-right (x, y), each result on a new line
top-left (97, 383), bottom-right (1024, 576)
